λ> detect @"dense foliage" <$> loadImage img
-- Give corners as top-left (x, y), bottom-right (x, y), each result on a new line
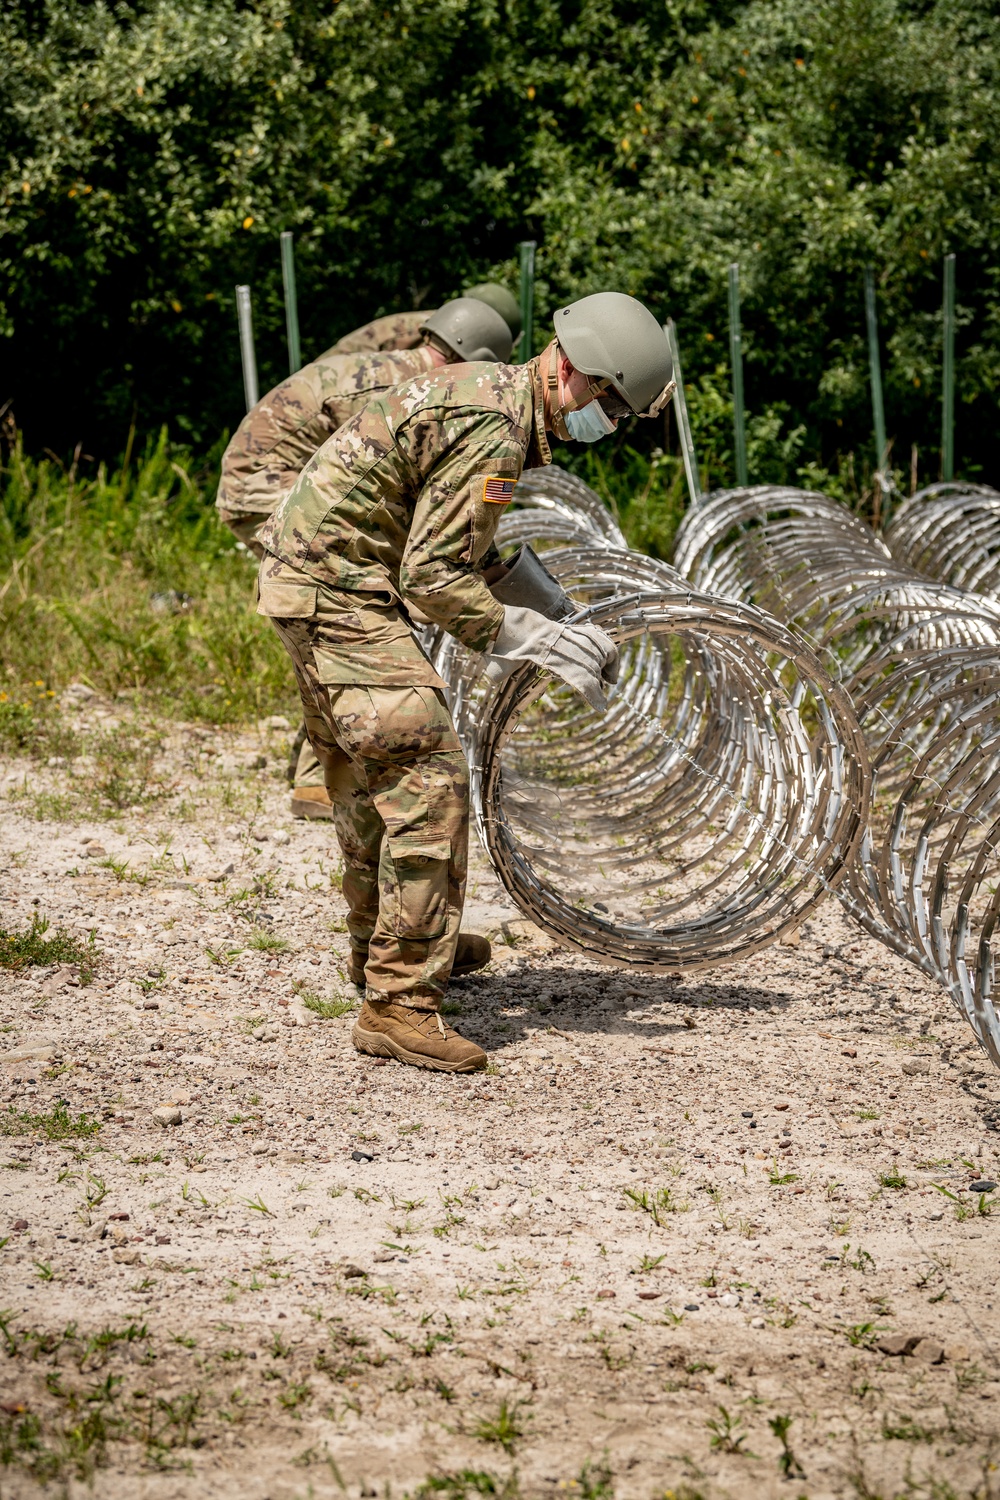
top-left (3, 0), bottom-right (999, 487)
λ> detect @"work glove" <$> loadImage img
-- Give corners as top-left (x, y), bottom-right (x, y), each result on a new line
top-left (488, 544), bottom-right (575, 621)
top-left (485, 604), bottom-right (619, 712)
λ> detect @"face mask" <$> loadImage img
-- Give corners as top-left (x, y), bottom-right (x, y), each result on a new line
top-left (564, 399), bottom-right (617, 444)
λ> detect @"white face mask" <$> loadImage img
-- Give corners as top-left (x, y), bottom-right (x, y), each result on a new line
top-left (564, 399), bottom-right (617, 443)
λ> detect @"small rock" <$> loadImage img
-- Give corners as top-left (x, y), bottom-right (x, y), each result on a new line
top-left (270, 829), bottom-right (291, 847)
top-left (40, 965), bottom-right (78, 998)
top-left (250, 827), bottom-right (269, 842)
top-left (63, 682), bottom-right (96, 705)
top-left (351, 1149), bottom-right (374, 1163)
top-left (482, 1177), bottom-right (500, 1191)
top-left (342, 1264), bottom-right (367, 1279)
top-left (596, 1289), bottom-right (616, 1300)
top-left (970, 1180), bottom-right (997, 1193)
top-left (876, 1334), bottom-right (920, 1357)
top-left (842, 1048), bottom-right (857, 1059)
top-left (749, 1316), bottom-right (766, 1329)
top-left (153, 1106), bottom-right (182, 1128)
top-left (112, 1248), bottom-right (141, 1266)
top-left (265, 715), bottom-right (291, 731)
top-left (637, 1290), bottom-right (661, 1301)
top-left (251, 1142), bottom-right (270, 1156)
top-left (684, 1303), bottom-right (701, 1312)
top-left (83, 843), bottom-right (107, 858)
top-left (208, 864), bottom-right (235, 882)
top-left (4, 1040), bottom-right (59, 1063)
top-left (741, 1110), bottom-right (754, 1119)
top-left (252, 1024), bottom-right (279, 1042)
top-left (901, 1061), bottom-right (931, 1076)
top-left (912, 1339), bottom-right (945, 1365)
top-left (142, 999), bottom-right (160, 1011)
top-left (719, 1292), bottom-right (741, 1308)
top-left (12, 1219), bottom-right (28, 1232)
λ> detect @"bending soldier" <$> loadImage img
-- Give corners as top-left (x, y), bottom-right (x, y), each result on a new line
top-left (217, 296), bottom-right (515, 818)
top-left (256, 292), bottom-right (674, 1073)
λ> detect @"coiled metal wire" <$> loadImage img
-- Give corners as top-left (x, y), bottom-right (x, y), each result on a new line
top-left (886, 482), bottom-right (1000, 596)
top-left (675, 485), bottom-right (1000, 1064)
top-left (431, 472), bottom-right (870, 975)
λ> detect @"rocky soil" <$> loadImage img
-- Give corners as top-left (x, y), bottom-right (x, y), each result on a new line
top-left (1, 700), bottom-right (999, 1498)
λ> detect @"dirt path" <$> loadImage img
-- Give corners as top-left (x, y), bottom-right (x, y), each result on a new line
top-left (1, 710), bottom-right (999, 1498)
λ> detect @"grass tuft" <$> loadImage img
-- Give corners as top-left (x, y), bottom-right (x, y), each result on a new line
top-left (0, 915), bottom-right (96, 976)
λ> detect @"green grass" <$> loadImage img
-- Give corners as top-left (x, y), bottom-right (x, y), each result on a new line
top-left (0, 1105), bottom-right (101, 1142)
top-left (246, 929), bottom-right (290, 954)
top-left (879, 1168), bottom-right (908, 1190)
top-left (298, 990), bottom-right (355, 1020)
top-left (473, 1399), bottom-right (525, 1456)
top-left (0, 914), bottom-right (97, 976)
top-left (0, 432), bottom-right (297, 725)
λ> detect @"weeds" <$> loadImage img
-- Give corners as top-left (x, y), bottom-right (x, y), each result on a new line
top-left (0, 1104), bottom-right (100, 1141)
top-left (473, 1399), bottom-right (525, 1456)
top-left (297, 989), bottom-right (354, 1020)
top-left (247, 929), bottom-right (290, 954)
top-left (622, 1184), bottom-right (689, 1225)
top-left (705, 1404), bottom-right (754, 1456)
top-left (768, 1414), bottom-right (804, 1479)
top-left (0, 914), bottom-right (96, 977)
top-left (0, 433), bottom-right (296, 723)
top-left (879, 1168), bottom-right (908, 1190)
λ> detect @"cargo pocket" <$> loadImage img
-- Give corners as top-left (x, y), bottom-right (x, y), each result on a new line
top-left (383, 834), bottom-right (451, 941)
top-left (256, 578), bottom-right (317, 618)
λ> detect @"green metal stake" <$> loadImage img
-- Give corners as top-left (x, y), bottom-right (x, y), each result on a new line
top-left (280, 231), bottom-right (301, 375)
top-left (664, 319), bottom-right (702, 507)
top-left (942, 252), bottom-right (956, 481)
top-left (235, 284), bottom-right (258, 413)
top-left (518, 240), bottom-right (536, 362)
top-left (864, 265), bottom-right (888, 470)
top-left (727, 263), bottom-right (748, 486)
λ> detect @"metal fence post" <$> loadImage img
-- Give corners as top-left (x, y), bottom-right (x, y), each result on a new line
top-left (863, 265), bottom-right (891, 523)
top-left (664, 319), bottom-right (702, 507)
top-left (518, 240), bottom-right (536, 362)
top-left (863, 266), bottom-right (888, 470)
top-left (280, 231), bottom-right (302, 376)
top-left (727, 263), bottom-right (749, 486)
top-left (942, 252), bottom-right (956, 481)
top-left (235, 284), bottom-right (258, 413)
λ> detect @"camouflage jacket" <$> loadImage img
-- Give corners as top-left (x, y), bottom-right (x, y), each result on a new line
top-left (257, 358), bottom-right (551, 656)
top-left (331, 311), bottom-right (426, 355)
top-left (217, 345), bottom-right (436, 518)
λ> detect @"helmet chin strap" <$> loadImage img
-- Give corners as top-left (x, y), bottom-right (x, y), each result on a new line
top-left (543, 340), bottom-right (611, 441)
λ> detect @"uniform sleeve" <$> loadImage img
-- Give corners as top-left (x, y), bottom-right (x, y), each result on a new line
top-left (399, 415), bottom-right (522, 652)
top-left (331, 311), bottom-right (426, 355)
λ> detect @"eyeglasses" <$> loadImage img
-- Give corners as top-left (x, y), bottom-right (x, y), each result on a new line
top-left (597, 390), bottom-right (633, 421)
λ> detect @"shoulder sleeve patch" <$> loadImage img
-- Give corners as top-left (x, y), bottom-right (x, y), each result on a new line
top-left (482, 476), bottom-right (517, 505)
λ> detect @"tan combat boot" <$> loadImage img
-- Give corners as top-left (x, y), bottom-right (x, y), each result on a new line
top-left (290, 786), bottom-right (333, 820)
top-left (347, 932), bottom-right (492, 990)
top-left (352, 1001), bottom-right (486, 1073)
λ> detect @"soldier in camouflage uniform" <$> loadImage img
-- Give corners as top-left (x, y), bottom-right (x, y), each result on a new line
top-left (257, 292), bottom-right (674, 1072)
top-left (218, 296), bottom-right (516, 819)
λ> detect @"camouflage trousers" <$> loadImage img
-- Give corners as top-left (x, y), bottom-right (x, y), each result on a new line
top-left (269, 618), bottom-right (469, 1008)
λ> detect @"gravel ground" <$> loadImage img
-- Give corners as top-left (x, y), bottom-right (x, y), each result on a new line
top-left (1, 708), bottom-right (999, 1498)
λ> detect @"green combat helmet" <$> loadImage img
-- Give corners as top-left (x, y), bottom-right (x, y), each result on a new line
top-left (553, 291), bottom-right (675, 418)
top-left (464, 282), bottom-right (522, 343)
top-left (420, 297), bottom-right (514, 364)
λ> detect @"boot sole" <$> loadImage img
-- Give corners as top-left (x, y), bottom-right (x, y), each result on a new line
top-left (290, 795), bottom-right (333, 820)
top-left (351, 1020), bottom-right (486, 1073)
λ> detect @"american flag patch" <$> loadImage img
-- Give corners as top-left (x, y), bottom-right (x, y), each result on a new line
top-left (482, 476), bottom-right (516, 504)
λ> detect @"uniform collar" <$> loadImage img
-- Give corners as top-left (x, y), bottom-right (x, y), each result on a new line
top-left (526, 357), bottom-right (552, 469)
